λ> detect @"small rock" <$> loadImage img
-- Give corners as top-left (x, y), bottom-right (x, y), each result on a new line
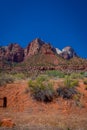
top-left (0, 118), bottom-right (15, 128)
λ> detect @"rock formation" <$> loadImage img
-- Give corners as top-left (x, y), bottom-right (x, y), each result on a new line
top-left (0, 38), bottom-right (86, 72)
top-left (0, 43), bottom-right (24, 62)
top-left (0, 38), bottom-right (78, 63)
top-left (56, 46), bottom-right (77, 59)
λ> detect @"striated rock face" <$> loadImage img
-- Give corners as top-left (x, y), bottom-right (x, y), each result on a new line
top-left (24, 38), bottom-right (44, 57)
top-left (24, 38), bottom-right (54, 59)
top-left (0, 43), bottom-right (24, 62)
top-left (40, 43), bottom-right (54, 55)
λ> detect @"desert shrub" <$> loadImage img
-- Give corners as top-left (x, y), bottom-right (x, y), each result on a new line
top-left (73, 93), bottom-right (81, 101)
top-left (64, 76), bottom-right (79, 88)
top-left (83, 72), bottom-right (87, 77)
top-left (45, 70), bottom-right (65, 78)
top-left (70, 72), bottom-right (83, 79)
top-left (73, 93), bottom-right (84, 108)
top-left (13, 73), bottom-right (25, 80)
top-left (64, 76), bottom-right (72, 88)
top-left (70, 79), bottom-right (79, 87)
top-left (83, 80), bottom-right (87, 85)
top-left (28, 75), bottom-right (55, 102)
top-left (57, 87), bottom-right (77, 99)
top-left (0, 74), bottom-right (14, 86)
top-left (56, 76), bottom-right (79, 99)
top-left (36, 75), bottom-right (49, 83)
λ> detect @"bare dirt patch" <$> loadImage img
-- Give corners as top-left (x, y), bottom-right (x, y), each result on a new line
top-left (0, 79), bottom-right (87, 130)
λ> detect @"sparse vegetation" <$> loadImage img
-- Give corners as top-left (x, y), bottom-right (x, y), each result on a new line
top-left (70, 79), bottom-right (79, 87)
top-left (56, 75), bottom-right (79, 99)
top-left (36, 75), bottom-right (49, 82)
top-left (45, 70), bottom-right (65, 78)
top-left (64, 76), bottom-right (72, 88)
top-left (70, 72), bottom-right (83, 79)
top-left (73, 93), bottom-right (81, 101)
top-left (83, 71), bottom-right (87, 77)
top-left (0, 74), bottom-right (14, 86)
top-left (64, 76), bottom-right (79, 88)
top-left (12, 73), bottom-right (26, 80)
top-left (28, 75), bottom-right (56, 102)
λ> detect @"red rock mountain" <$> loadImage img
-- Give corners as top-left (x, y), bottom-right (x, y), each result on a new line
top-left (0, 38), bottom-right (87, 72)
top-left (24, 38), bottom-right (54, 59)
top-left (0, 43), bottom-right (24, 62)
top-left (0, 38), bottom-right (78, 62)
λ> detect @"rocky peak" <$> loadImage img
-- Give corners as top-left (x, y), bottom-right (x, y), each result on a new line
top-left (24, 38), bottom-right (55, 58)
top-left (61, 46), bottom-right (77, 59)
top-left (55, 46), bottom-right (77, 59)
top-left (33, 38), bottom-right (45, 45)
top-left (62, 46), bottom-right (75, 53)
top-left (24, 38), bottom-right (45, 57)
top-left (8, 43), bottom-right (23, 51)
top-left (55, 48), bottom-right (62, 54)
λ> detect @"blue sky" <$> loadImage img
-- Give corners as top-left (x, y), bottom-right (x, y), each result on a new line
top-left (0, 0), bottom-right (87, 58)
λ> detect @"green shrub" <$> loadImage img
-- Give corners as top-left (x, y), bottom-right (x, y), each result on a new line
top-left (45, 70), bottom-right (65, 78)
top-left (71, 80), bottom-right (79, 87)
top-left (56, 76), bottom-right (79, 99)
top-left (64, 76), bottom-right (79, 88)
top-left (64, 76), bottom-right (71, 88)
top-left (83, 72), bottom-right (87, 77)
top-left (13, 73), bottom-right (25, 80)
top-left (36, 75), bottom-right (49, 83)
top-left (70, 72), bottom-right (83, 79)
top-left (28, 76), bottom-right (55, 102)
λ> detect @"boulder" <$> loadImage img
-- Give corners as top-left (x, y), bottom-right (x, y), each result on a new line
top-left (0, 118), bottom-right (15, 128)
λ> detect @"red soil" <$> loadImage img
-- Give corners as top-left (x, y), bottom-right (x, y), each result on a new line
top-left (0, 79), bottom-right (87, 129)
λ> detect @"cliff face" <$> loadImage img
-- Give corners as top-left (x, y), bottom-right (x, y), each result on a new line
top-left (0, 43), bottom-right (24, 62)
top-left (24, 38), bottom-right (44, 57)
